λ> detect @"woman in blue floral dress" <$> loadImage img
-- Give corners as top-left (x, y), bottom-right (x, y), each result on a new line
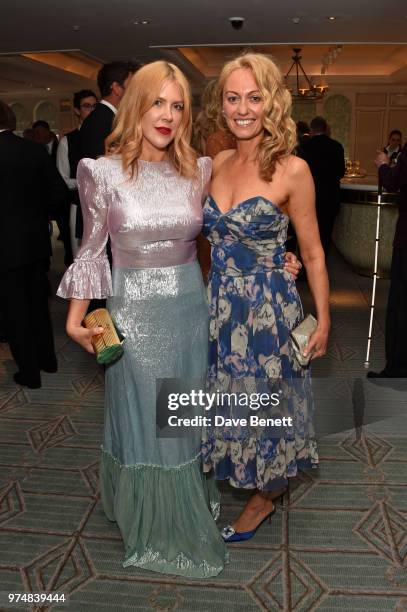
top-left (202, 53), bottom-right (330, 542)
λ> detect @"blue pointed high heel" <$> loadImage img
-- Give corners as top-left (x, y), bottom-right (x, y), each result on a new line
top-left (221, 506), bottom-right (276, 543)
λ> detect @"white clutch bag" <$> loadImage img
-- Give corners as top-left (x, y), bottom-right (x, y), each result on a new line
top-left (290, 314), bottom-right (317, 367)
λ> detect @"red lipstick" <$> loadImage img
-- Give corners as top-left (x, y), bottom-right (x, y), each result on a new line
top-left (156, 127), bottom-right (171, 135)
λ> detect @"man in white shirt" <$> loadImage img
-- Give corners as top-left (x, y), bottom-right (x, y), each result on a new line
top-left (57, 89), bottom-right (97, 258)
top-left (384, 129), bottom-right (403, 167)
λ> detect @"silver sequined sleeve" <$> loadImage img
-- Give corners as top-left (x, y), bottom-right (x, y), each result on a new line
top-left (57, 158), bottom-right (112, 299)
top-left (200, 156), bottom-right (212, 200)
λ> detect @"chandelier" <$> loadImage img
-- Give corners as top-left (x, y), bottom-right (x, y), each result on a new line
top-left (285, 48), bottom-right (328, 100)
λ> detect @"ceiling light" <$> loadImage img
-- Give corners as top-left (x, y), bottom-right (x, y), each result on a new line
top-left (292, 17), bottom-right (300, 24)
top-left (133, 19), bottom-right (149, 25)
top-left (285, 48), bottom-right (328, 100)
top-left (327, 16), bottom-right (336, 21)
top-left (46, 86), bottom-right (51, 91)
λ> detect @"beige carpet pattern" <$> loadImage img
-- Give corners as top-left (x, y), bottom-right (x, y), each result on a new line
top-left (0, 247), bottom-right (406, 611)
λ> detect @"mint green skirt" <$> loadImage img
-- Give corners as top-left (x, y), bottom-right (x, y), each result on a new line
top-left (101, 262), bottom-right (226, 577)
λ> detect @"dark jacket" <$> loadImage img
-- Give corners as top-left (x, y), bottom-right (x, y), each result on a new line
top-left (66, 128), bottom-right (81, 206)
top-left (0, 130), bottom-right (69, 270)
top-left (299, 133), bottom-right (345, 214)
top-left (79, 102), bottom-right (115, 160)
top-left (379, 143), bottom-right (407, 248)
top-left (49, 138), bottom-right (58, 164)
top-left (75, 102), bottom-right (115, 237)
top-left (383, 145), bottom-right (402, 166)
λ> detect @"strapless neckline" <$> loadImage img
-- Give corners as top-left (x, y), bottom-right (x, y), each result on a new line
top-left (207, 194), bottom-right (286, 217)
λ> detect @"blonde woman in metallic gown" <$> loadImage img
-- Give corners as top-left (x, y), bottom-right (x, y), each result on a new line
top-left (57, 61), bottom-right (227, 577)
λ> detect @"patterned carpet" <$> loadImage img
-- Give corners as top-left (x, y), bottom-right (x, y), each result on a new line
top-left (0, 243), bottom-right (406, 612)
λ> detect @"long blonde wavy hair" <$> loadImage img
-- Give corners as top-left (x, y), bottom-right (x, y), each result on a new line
top-left (106, 61), bottom-right (197, 179)
top-left (216, 53), bottom-right (297, 181)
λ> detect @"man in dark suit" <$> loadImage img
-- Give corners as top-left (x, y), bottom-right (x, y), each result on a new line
top-left (76, 61), bottom-right (138, 239)
top-left (0, 101), bottom-right (69, 388)
top-left (368, 143), bottom-right (407, 380)
top-left (33, 119), bottom-right (72, 265)
top-left (32, 120), bottom-right (58, 162)
top-left (299, 116), bottom-right (345, 254)
top-left (296, 120), bottom-right (311, 153)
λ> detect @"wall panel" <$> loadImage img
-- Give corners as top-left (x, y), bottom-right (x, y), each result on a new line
top-left (354, 110), bottom-right (385, 175)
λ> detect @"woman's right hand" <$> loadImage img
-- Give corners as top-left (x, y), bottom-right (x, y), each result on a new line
top-left (66, 323), bottom-right (104, 354)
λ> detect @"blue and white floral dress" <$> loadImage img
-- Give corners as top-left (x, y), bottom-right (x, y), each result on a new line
top-left (202, 195), bottom-right (318, 492)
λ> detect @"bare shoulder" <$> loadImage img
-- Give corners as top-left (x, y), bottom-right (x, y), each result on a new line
top-left (279, 154), bottom-right (310, 179)
top-left (212, 148), bottom-right (235, 173)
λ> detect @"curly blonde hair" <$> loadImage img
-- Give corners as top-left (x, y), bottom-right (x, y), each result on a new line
top-left (192, 79), bottom-right (220, 153)
top-left (105, 61), bottom-right (197, 179)
top-left (216, 52), bottom-right (297, 181)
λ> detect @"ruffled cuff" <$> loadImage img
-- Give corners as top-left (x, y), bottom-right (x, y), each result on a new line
top-left (57, 258), bottom-right (113, 300)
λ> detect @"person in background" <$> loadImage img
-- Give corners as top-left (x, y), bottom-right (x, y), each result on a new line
top-left (193, 80), bottom-right (237, 278)
top-left (33, 120), bottom-right (58, 161)
top-left (33, 119), bottom-right (72, 264)
top-left (57, 89), bottom-right (97, 258)
top-left (192, 79), bottom-right (217, 154)
top-left (192, 79), bottom-right (236, 158)
top-left (0, 101), bottom-right (69, 388)
top-left (75, 61), bottom-right (139, 241)
top-left (296, 120), bottom-right (311, 154)
top-left (299, 116), bottom-right (345, 255)
top-left (367, 143), bottom-right (407, 380)
top-left (384, 129), bottom-right (402, 167)
top-left (22, 127), bottom-right (35, 140)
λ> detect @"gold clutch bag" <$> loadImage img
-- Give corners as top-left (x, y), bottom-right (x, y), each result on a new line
top-left (83, 308), bottom-right (124, 365)
top-left (290, 314), bottom-right (317, 367)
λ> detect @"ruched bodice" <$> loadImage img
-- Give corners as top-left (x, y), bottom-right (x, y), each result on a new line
top-left (202, 195), bottom-right (289, 276)
top-left (202, 192), bottom-right (318, 491)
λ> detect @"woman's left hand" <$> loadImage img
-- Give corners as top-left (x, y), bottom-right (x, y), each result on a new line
top-left (284, 251), bottom-right (302, 279)
top-left (304, 324), bottom-right (330, 360)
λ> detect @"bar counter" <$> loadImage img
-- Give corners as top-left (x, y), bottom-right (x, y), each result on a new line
top-left (333, 177), bottom-right (398, 276)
